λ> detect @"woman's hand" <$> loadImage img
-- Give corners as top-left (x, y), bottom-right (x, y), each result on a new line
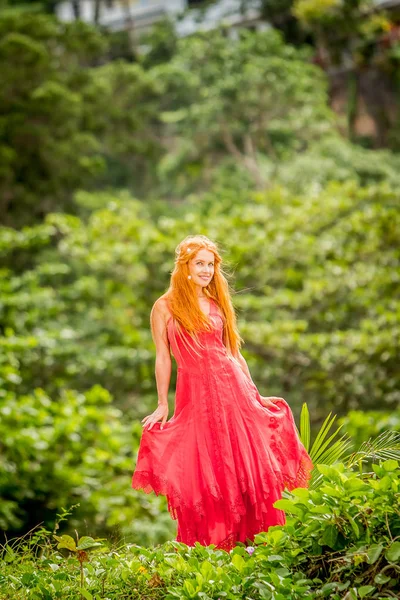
top-left (259, 396), bottom-right (285, 409)
top-left (141, 404), bottom-right (169, 431)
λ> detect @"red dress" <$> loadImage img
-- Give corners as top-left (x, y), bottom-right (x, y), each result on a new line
top-left (132, 299), bottom-right (313, 550)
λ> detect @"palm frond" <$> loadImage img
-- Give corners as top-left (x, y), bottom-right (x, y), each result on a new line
top-left (298, 403), bottom-right (352, 489)
top-left (298, 404), bottom-right (400, 490)
top-left (316, 436), bottom-right (353, 466)
top-left (299, 402), bottom-right (310, 452)
top-left (346, 431), bottom-right (400, 469)
top-left (298, 404), bottom-right (351, 465)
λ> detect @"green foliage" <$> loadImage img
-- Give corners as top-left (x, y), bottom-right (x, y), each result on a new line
top-left (139, 17), bottom-right (178, 68)
top-left (4, 8), bottom-right (400, 224)
top-left (2, 1), bottom-right (400, 552)
top-left (2, 179), bottom-right (399, 420)
top-left (299, 403), bottom-right (352, 482)
top-left (203, 181), bottom-right (400, 417)
top-left (0, 202), bottom-right (178, 542)
top-left (0, 461), bottom-right (399, 599)
top-left (275, 135), bottom-right (400, 193)
top-left (0, 11), bottom-right (107, 226)
top-left (293, 0), bottom-right (391, 66)
top-left (341, 409), bottom-right (400, 448)
top-left (0, 384), bottom-right (128, 532)
top-left (347, 431), bottom-right (400, 470)
top-left (0, 380), bottom-right (175, 542)
top-left (54, 531), bottom-right (106, 597)
top-left (299, 404), bottom-right (400, 489)
top-left (156, 28), bottom-right (334, 191)
top-left (0, 10), bottom-right (163, 226)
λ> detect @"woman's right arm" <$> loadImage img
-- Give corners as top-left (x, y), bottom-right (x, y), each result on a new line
top-left (141, 299), bottom-right (172, 431)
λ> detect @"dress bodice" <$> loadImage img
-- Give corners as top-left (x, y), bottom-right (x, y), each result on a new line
top-left (167, 298), bottom-right (232, 374)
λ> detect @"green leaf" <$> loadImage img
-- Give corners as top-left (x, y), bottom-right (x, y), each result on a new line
top-left (358, 586), bottom-right (375, 598)
top-left (299, 402), bottom-right (310, 452)
top-left (267, 554), bottom-right (284, 562)
top-left (231, 554), bottom-right (245, 572)
top-left (366, 544), bottom-right (383, 565)
top-left (200, 560), bottom-right (214, 580)
top-left (273, 499), bottom-right (304, 516)
top-left (309, 412), bottom-right (341, 463)
top-left (385, 540), bottom-right (400, 562)
top-left (374, 572), bottom-right (391, 584)
top-left (79, 590), bottom-right (93, 600)
top-left (321, 525), bottom-right (338, 548)
top-left (76, 536), bottom-right (105, 550)
top-left (183, 579), bottom-right (198, 597)
top-left (346, 514), bottom-right (360, 538)
top-left (319, 484), bottom-right (344, 498)
top-left (382, 459), bottom-right (399, 471)
top-left (160, 109), bottom-right (188, 123)
top-left (54, 535), bottom-right (76, 552)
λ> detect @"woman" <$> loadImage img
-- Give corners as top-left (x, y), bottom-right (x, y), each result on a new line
top-left (132, 235), bottom-right (312, 551)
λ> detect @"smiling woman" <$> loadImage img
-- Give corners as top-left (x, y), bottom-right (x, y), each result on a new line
top-left (188, 248), bottom-right (215, 286)
top-left (131, 234), bottom-right (313, 551)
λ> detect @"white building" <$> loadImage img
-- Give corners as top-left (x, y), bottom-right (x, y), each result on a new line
top-left (56, 0), bottom-right (263, 37)
top-left (56, 0), bottom-right (399, 41)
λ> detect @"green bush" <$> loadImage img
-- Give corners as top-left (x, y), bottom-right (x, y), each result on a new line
top-left (0, 383), bottom-right (175, 545)
top-left (340, 409), bottom-right (400, 448)
top-left (1, 461), bottom-right (399, 599)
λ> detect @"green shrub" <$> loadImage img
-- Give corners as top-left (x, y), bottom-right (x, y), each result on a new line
top-left (341, 409), bottom-right (400, 448)
top-left (0, 461), bottom-right (399, 599)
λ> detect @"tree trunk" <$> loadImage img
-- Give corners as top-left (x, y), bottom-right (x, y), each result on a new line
top-left (123, 1), bottom-right (138, 57)
top-left (71, 0), bottom-right (81, 19)
top-left (94, 0), bottom-right (102, 24)
top-left (347, 70), bottom-right (359, 142)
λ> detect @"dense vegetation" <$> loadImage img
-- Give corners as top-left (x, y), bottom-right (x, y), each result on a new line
top-left (1, 2), bottom-right (400, 596)
top-left (1, 461), bottom-right (400, 599)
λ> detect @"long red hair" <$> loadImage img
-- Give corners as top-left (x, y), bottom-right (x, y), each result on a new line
top-left (163, 235), bottom-right (243, 356)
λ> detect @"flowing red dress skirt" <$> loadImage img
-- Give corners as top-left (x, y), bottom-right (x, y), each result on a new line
top-left (132, 299), bottom-right (313, 551)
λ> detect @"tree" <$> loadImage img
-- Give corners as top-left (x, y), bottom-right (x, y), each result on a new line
top-left (0, 11), bottom-right (107, 225)
top-left (0, 10), bottom-right (162, 226)
top-left (293, 0), bottom-right (395, 146)
top-left (156, 28), bottom-right (334, 190)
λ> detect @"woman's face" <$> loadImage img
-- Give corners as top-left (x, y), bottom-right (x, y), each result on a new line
top-left (188, 248), bottom-right (215, 288)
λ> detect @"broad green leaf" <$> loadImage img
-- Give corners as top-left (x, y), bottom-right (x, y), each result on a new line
top-left (366, 544), bottom-right (383, 565)
top-left (358, 586), bottom-right (375, 598)
top-left (273, 499), bottom-right (304, 516)
top-left (382, 459), bottom-right (399, 471)
top-left (231, 554), bottom-right (245, 572)
top-left (385, 540), bottom-right (400, 562)
top-left (77, 536), bottom-right (105, 550)
top-left (54, 535), bottom-right (76, 552)
top-left (321, 525), bottom-right (338, 548)
top-left (374, 572), bottom-right (391, 584)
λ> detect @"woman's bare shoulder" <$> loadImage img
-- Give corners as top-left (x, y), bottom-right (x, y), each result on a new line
top-left (151, 295), bottom-right (172, 323)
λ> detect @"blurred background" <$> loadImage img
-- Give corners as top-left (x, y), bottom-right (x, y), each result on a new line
top-left (0, 0), bottom-right (399, 548)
